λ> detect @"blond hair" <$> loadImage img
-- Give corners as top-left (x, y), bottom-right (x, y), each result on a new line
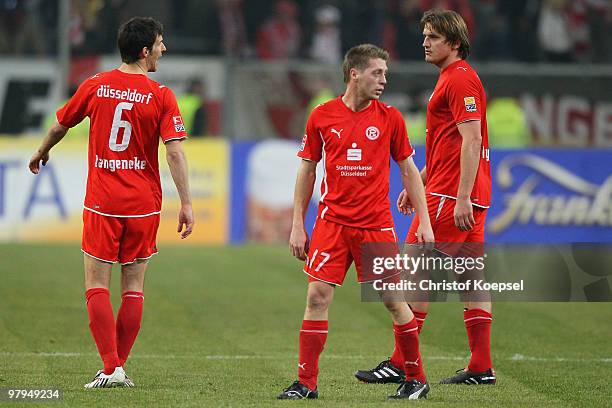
top-left (342, 44), bottom-right (389, 83)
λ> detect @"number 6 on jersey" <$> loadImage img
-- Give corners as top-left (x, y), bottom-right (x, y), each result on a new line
top-left (109, 102), bottom-right (133, 151)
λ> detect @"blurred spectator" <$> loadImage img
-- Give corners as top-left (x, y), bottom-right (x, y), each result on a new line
top-left (577, 0), bottom-right (612, 62)
top-left (70, 0), bottom-right (113, 56)
top-left (204, 0), bottom-right (251, 57)
top-left (389, 0), bottom-right (425, 61)
top-left (487, 97), bottom-right (529, 148)
top-left (308, 4), bottom-right (342, 64)
top-left (341, 1), bottom-right (386, 52)
top-left (256, 0), bottom-right (301, 59)
top-left (93, 0), bottom-right (127, 54)
top-left (177, 79), bottom-right (207, 136)
top-left (421, 0), bottom-right (475, 40)
top-left (537, 0), bottom-right (574, 62)
top-left (0, 0), bottom-right (48, 55)
top-left (472, 0), bottom-right (510, 61)
top-left (500, 0), bottom-right (539, 62)
top-left (305, 77), bottom-right (335, 124)
top-left (1, 0), bottom-right (610, 63)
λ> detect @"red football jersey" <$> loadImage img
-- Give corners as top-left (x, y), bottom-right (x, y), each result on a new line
top-left (425, 60), bottom-right (491, 208)
top-left (57, 69), bottom-right (187, 217)
top-left (298, 96), bottom-right (414, 229)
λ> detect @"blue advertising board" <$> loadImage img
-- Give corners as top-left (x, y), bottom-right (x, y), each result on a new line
top-left (231, 143), bottom-right (611, 244)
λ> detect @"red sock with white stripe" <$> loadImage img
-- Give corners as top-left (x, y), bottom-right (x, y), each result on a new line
top-left (393, 318), bottom-right (426, 383)
top-left (116, 291), bottom-right (144, 366)
top-left (389, 310), bottom-right (427, 369)
top-left (298, 320), bottom-right (328, 390)
top-left (464, 308), bottom-right (493, 372)
top-left (85, 288), bottom-right (120, 375)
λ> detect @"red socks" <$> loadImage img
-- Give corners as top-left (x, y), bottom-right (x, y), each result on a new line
top-left (298, 320), bottom-right (328, 390)
top-left (86, 288), bottom-right (120, 375)
top-left (389, 308), bottom-right (492, 376)
top-left (86, 288), bottom-right (145, 373)
top-left (393, 319), bottom-right (426, 383)
top-left (464, 308), bottom-right (493, 372)
top-left (116, 291), bottom-right (144, 366)
top-left (390, 310), bottom-right (427, 370)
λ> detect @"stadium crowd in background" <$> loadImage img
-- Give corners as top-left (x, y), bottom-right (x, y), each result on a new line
top-left (1, 0), bottom-right (611, 63)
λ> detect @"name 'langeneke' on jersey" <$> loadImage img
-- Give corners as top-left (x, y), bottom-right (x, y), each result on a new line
top-left (56, 69), bottom-right (187, 217)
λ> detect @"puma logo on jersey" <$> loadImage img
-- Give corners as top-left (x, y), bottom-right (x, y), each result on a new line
top-left (457, 67), bottom-right (468, 71)
top-left (405, 358), bottom-right (419, 367)
top-left (331, 128), bottom-right (343, 138)
top-left (298, 363), bottom-right (307, 370)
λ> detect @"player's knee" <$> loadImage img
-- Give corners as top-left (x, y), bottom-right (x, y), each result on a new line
top-left (383, 300), bottom-right (405, 318)
top-left (306, 292), bottom-right (331, 313)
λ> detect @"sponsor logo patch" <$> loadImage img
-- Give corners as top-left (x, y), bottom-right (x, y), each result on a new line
top-left (300, 134), bottom-right (307, 151)
top-left (464, 96), bottom-right (477, 112)
top-left (347, 142), bottom-right (362, 161)
top-left (173, 115), bottom-right (185, 132)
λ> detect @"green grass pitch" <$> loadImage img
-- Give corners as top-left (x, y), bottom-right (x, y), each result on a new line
top-left (1, 244), bottom-right (611, 407)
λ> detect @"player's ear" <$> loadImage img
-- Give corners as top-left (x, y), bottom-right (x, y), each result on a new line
top-left (140, 47), bottom-right (149, 59)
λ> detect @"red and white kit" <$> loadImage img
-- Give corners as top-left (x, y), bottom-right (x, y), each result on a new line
top-left (298, 96), bottom-right (414, 285)
top-left (56, 69), bottom-right (187, 263)
top-left (408, 59), bottom-right (491, 247)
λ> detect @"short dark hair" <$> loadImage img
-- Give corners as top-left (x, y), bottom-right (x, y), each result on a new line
top-left (421, 9), bottom-right (470, 59)
top-left (117, 17), bottom-right (164, 64)
top-left (342, 44), bottom-right (389, 83)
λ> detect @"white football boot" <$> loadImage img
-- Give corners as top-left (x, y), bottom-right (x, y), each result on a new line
top-left (84, 367), bottom-right (126, 388)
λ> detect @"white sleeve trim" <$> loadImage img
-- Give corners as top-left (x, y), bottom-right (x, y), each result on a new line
top-left (456, 118), bottom-right (481, 125)
top-left (163, 136), bottom-right (188, 143)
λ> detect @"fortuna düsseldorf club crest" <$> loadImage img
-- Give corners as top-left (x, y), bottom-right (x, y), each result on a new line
top-left (365, 126), bottom-right (380, 140)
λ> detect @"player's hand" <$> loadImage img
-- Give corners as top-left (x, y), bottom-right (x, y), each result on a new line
top-left (177, 204), bottom-right (194, 239)
top-left (396, 189), bottom-right (415, 215)
top-left (454, 197), bottom-right (475, 231)
top-left (416, 223), bottom-right (435, 250)
top-left (289, 225), bottom-right (309, 261)
top-left (28, 149), bottom-right (49, 174)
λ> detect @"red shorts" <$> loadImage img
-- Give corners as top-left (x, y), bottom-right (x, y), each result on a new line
top-left (82, 210), bottom-right (160, 264)
top-left (304, 218), bottom-right (399, 286)
top-left (407, 194), bottom-right (487, 256)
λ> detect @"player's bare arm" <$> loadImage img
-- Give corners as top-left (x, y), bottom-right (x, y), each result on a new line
top-left (455, 120), bottom-right (482, 231)
top-left (398, 158), bottom-right (434, 244)
top-left (397, 166), bottom-right (427, 214)
top-left (165, 140), bottom-right (194, 239)
top-left (289, 159), bottom-right (317, 261)
top-left (28, 121), bottom-right (69, 174)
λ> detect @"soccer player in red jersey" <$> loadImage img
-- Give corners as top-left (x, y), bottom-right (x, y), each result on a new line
top-left (357, 10), bottom-right (495, 385)
top-left (278, 44), bottom-right (435, 401)
top-left (28, 17), bottom-right (194, 388)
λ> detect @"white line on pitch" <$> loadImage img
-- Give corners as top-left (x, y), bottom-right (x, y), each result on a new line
top-left (0, 351), bottom-right (610, 363)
